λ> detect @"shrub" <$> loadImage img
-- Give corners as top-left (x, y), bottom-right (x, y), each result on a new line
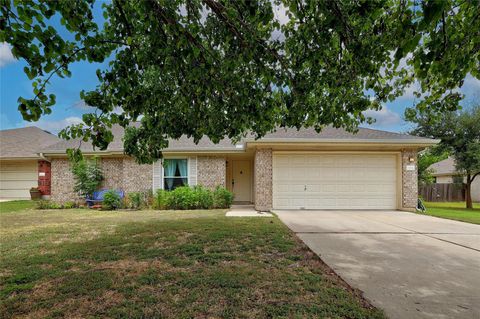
top-left (36, 200), bottom-right (53, 209)
top-left (36, 200), bottom-right (64, 209)
top-left (192, 186), bottom-right (213, 209)
top-left (71, 158), bottom-right (103, 197)
top-left (144, 190), bottom-right (154, 207)
top-left (152, 186), bottom-right (234, 210)
top-left (213, 187), bottom-right (234, 208)
top-left (63, 201), bottom-right (77, 209)
top-left (153, 189), bottom-right (170, 210)
top-left (102, 190), bottom-right (122, 210)
top-left (126, 192), bottom-right (144, 209)
top-left (167, 186), bottom-right (196, 210)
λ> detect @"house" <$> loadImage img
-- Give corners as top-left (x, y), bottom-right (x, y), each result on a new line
top-left (40, 125), bottom-right (437, 211)
top-left (429, 157), bottom-right (480, 202)
top-left (0, 127), bottom-right (60, 199)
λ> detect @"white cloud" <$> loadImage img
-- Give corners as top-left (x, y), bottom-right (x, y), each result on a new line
top-left (70, 100), bottom-right (93, 111)
top-left (398, 81), bottom-right (421, 100)
top-left (363, 105), bottom-right (402, 127)
top-left (272, 2), bottom-right (289, 25)
top-left (461, 73), bottom-right (480, 92)
top-left (24, 116), bottom-right (83, 133)
top-left (0, 42), bottom-right (16, 68)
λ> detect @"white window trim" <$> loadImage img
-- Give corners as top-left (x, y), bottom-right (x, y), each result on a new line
top-left (162, 157), bottom-right (189, 189)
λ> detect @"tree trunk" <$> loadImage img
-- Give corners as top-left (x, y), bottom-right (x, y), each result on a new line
top-left (465, 174), bottom-right (472, 209)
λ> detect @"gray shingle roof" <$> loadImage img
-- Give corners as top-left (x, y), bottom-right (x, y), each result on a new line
top-left (429, 157), bottom-right (457, 176)
top-left (41, 125), bottom-right (240, 153)
top-left (0, 126), bottom-right (61, 158)
top-left (41, 125), bottom-right (437, 154)
top-left (257, 126), bottom-right (429, 141)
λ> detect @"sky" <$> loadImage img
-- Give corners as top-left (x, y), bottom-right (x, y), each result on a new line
top-left (1, 3), bottom-right (479, 135)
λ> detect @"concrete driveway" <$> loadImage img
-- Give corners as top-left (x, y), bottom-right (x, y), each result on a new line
top-left (275, 210), bottom-right (480, 319)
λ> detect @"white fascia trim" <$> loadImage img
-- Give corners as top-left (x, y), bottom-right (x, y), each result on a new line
top-left (245, 138), bottom-right (440, 145)
top-left (41, 149), bottom-right (247, 156)
top-left (1, 156), bottom-right (42, 160)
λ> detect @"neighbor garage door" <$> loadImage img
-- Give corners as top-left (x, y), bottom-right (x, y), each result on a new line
top-left (0, 160), bottom-right (38, 199)
top-left (273, 153), bottom-right (398, 210)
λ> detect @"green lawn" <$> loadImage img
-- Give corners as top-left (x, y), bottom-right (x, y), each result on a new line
top-left (0, 200), bottom-right (35, 213)
top-left (423, 201), bottom-right (480, 224)
top-left (0, 207), bottom-right (384, 318)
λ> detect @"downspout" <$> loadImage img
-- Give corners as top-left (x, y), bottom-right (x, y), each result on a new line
top-left (38, 152), bottom-right (50, 162)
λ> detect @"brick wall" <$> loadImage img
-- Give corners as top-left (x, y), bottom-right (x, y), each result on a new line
top-left (50, 157), bottom-right (152, 203)
top-left (101, 158), bottom-right (124, 190)
top-left (123, 157), bottom-right (153, 192)
top-left (197, 156), bottom-right (226, 189)
top-left (402, 150), bottom-right (418, 210)
top-left (38, 160), bottom-right (51, 195)
top-left (50, 158), bottom-right (80, 203)
top-left (254, 148), bottom-right (272, 211)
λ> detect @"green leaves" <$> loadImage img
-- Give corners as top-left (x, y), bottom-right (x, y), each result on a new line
top-left (2, 0), bottom-right (480, 163)
top-left (71, 157), bottom-right (103, 197)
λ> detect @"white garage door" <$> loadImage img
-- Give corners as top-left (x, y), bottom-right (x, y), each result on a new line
top-left (0, 160), bottom-right (38, 199)
top-left (273, 154), bottom-right (398, 210)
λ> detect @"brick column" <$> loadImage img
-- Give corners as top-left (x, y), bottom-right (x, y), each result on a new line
top-left (402, 150), bottom-right (418, 210)
top-left (254, 148), bottom-right (272, 211)
top-left (38, 160), bottom-right (51, 196)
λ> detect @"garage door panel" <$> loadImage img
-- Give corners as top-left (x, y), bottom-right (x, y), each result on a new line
top-left (0, 160), bottom-right (38, 199)
top-left (273, 154), bottom-right (398, 210)
top-left (1, 180), bottom-right (37, 189)
top-left (0, 172), bottom-right (37, 181)
top-left (0, 161), bottom-right (37, 170)
top-left (0, 189), bottom-right (31, 198)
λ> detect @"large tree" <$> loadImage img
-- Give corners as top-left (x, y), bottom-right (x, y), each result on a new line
top-left (410, 105), bottom-right (480, 209)
top-left (1, 0), bottom-right (479, 163)
top-left (417, 147), bottom-right (448, 187)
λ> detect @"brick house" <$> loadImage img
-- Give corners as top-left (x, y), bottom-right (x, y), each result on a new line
top-left (0, 127), bottom-right (60, 199)
top-left (37, 125), bottom-right (438, 211)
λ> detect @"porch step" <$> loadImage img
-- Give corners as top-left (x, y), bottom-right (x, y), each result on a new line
top-left (231, 204), bottom-right (255, 210)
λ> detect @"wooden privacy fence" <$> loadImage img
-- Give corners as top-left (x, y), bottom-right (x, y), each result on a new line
top-left (419, 183), bottom-right (465, 202)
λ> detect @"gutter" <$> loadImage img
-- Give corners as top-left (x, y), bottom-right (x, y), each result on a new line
top-left (38, 152), bottom-right (50, 162)
top-left (38, 138), bottom-right (439, 156)
top-left (244, 138), bottom-right (440, 145)
top-left (40, 148), bottom-right (247, 157)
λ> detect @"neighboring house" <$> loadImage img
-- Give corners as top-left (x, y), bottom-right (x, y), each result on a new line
top-left (429, 157), bottom-right (480, 202)
top-left (0, 127), bottom-right (60, 199)
top-left (40, 125), bottom-right (437, 211)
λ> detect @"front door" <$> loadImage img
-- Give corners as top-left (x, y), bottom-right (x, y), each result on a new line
top-left (232, 160), bottom-right (252, 202)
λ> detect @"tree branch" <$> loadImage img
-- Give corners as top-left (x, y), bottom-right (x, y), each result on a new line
top-left (150, 0), bottom-right (218, 63)
top-left (113, 0), bottom-right (133, 37)
top-left (442, 10), bottom-right (447, 54)
top-left (32, 47), bottom-right (87, 103)
top-left (32, 40), bottom-right (124, 104)
top-left (201, 0), bottom-right (293, 83)
top-left (472, 171), bottom-right (480, 182)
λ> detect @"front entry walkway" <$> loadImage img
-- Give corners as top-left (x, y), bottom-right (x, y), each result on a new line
top-left (226, 205), bottom-right (273, 217)
top-left (275, 210), bottom-right (480, 319)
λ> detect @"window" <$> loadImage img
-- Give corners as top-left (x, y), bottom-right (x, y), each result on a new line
top-left (163, 159), bottom-right (188, 191)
